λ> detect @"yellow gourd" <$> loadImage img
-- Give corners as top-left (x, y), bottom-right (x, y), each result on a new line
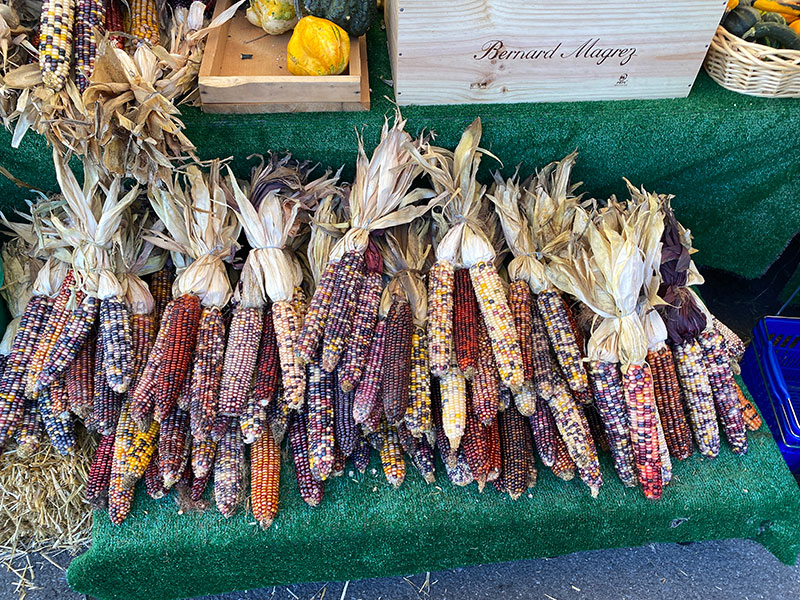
top-left (287, 16), bottom-right (350, 76)
top-left (246, 0), bottom-right (298, 35)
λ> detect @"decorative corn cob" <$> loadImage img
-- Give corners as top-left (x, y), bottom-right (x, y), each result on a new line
top-left (405, 326), bottom-right (432, 439)
top-left (485, 417), bottom-right (502, 482)
top-left (105, 0), bottom-right (124, 48)
top-left (584, 403), bottom-right (609, 454)
top-left (153, 294), bottom-right (201, 423)
top-left (472, 318), bottom-right (500, 426)
top-left (440, 365), bottom-right (467, 451)
top-left (529, 303), bottom-right (554, 400)
top-left (287, 409), bottom-right (324, 506)
top-left (273, 300), bottom-right (306, 410)
top-left (191, 437), bottom-right (217, 479)
top-left (120, 418), bottom-right (159, 488)
top-left (86, 432), bottom-right (115, 509)
top-left (551, 431), bottom-right (576, 481)
top-left (66, 334), bottom-right (95, 419)
top-left (381, 300), bottom-right (413, 425)
top-left (0, 294), bottom-right (53, 447)
top-left (362, 392), bottom-right (384, 436)
top-left (189, 307), bottom-right (226, 440)
top-left (546, 374), bottom-right (596, 471)
top-left (498, 404), bottom-right (532, 500)
top-left (38, 0), bottom-right (76, 90)
top-left (736, 382), bottom-right (762, 431)
top-left (335, 382), bottom-right (358, 457)
top-left (74, 0), bottom-right (104, 91)
top-left (453, 269), bottom-right (480, 379)
top-left (240, 397), bottom-right (267, 444)
top-left (190, 471), bottom-right (211, 503)
top-left (267, 394), bottom-right (291, 444)
top-left (379, 422), bottom-right (406, 488)
top-left (296, 263), bottom-right (336, 365)
top-left (463, 394), bottom-right (489, 490)
top-left (471, 261), bottom-right (524, 392)
top-left (214, 420), bottom-right (244, 518)
top-left (623, 363), bottom-right (662, 500)
top-left (331, 442), bottom-right (346, 477)
top-left (218, 306), bottom-right (263, 418)
top-left (49, 372), bottom-right (69, 415)
top-left (150, 264), bottom-right (174, 330)
top-left (109, 402), bottom-right (136, 524)
top-left (93, 332), bottom-right (123, 436)
top-left (307, 359), bottom-right (335, 481)
top-left (251, 430), bottom-right (280, 529)
top-left (38, 382), bottom-right (76, 455)
top-left (699, 329), bottom-right (748, 454)
top-left (427, 261), bottom-right (455, 377)
top-left (713, 317), bottom-right (746, 363)
top-left (129, 0), bottom-right (159, 45)
top-left (14, 397), bottom-right (43, 458)
top-left (528, 395), bottom-right (558, 467)
top-left (587, 360), bottom-right (638, 487)
top-left (652, 401), bottom-right (673, 486)
top-left (673, 339), bottom-right (720, 459)
top-left (129, 313), bottom-right (155, 394)
top-left (321, 251), bottom-right (366, 373)
top-left (446, 450), bottom-right (474, 487)
top-left (647, 345), bottom-right (693, 460)
top-left (352, 433), bottom-right (371, 473)
top-left (131, 301), bottom-right (175, 430)
top-left (253, 306), bottom-right (280, 407)
top-left (396, 421), bottom-right (418, 455)
top-left (498, 379), bottom-right (512, 411)
top-left (409, 437), bottom-right (435, 483)
top-left (144, 449), bottom-right (165, 499)
top-left (159, 406), bottom-right (190, 488)
top-left (509, 280), bottom-right (535, 386)
top-left (99, 296), bottom-right (132, 393)
top-left (339, 271), bottom-right (382, 392)
top-left (513, 385), bottom-right (537, 418)
top-left (537, 289), bottom-right (589, 400)
top-left (353, 320), bottom-right (386, 424)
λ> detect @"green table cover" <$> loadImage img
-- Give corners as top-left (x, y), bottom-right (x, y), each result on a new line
top-left (2, 27), bottom-right (800, 278)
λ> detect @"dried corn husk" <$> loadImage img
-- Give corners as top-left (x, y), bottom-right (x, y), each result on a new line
top-left (380, 220), bottom-right (430, 327)
top-left (118, 209), bottom-right (166, 316)
top-left (0, 229), bottom-right (43, 354)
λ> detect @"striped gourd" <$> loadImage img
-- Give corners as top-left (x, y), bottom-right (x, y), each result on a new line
top-left (427, 260), bottom-right (455, 377)
top-left (214, 420), bottom-right (245, 518)
top-left (508, 280), bottom-right (535, 385)
top-left (353, 320), bottom-right (386, 424)
top-left (334, 381), bottom-right (358, 457)
top-left (322, 251), bottom-right (366, 373)
top-left (39, 0), bottom-right (76, 90)
top-left (339, 271), bottom-right (382, 392)
top-left (463, 393), bottom-right (489, 490)
top-left (74, 0), bottom-right (104, 91)
top-left (273, 301), bottom-right (306, 410)
top-left (38, 381), bottom-right (76, 455)
top-left (498, 404), bottom-right (532, 500)
top-left (86, 432), bottom-right (115, 509)
top-left (307, 359), bottom-right (335, 481)
top-left (382, 301), bottom-right (413, 425)
top-left (536, 289), bottom-right (589, 399)
top-left (120, 418), bottom-right (159, 488)
top-left (528, 395), bottom-right (558, 468)
top-left (218, 306), bottom-right (263, 418)
top-left (623, 363), bottom-right (662, 500)
top-left (287, 409), bottom-right (324, 506)
top-left (470, 261), bottom-right (524, 392)
top-left (65, 334), bottom-right (95, 419)
top-left (587, 360), bottom-right (637, 487)
top-left (453, 269), bottom-right (480, 379)
top-left (736, 382), bottom-right (762, 431)
top-left (14, 397), bottom-right (43, 459)
top-left (189, 307), bottom-right (226, 440)
top-left (379, 421), bottom-right (406, 488)
top-left (93, 331), bottom-right (124, 436)
top-left (159, 406), bottom-right (190, 489)
top-left (253, 306), bottom-right (280, 407)
top-left (411, 437), bottom-right (436, 484)
top-left (673, 338), bottom-right (720, 459)
top-left (191, 437), bottom-right (217, 479)
top-left (647, 345), bottom-right (693, 460)
top-left (472, 318), bottom-right (500, 425)
top-left (251, 430), bottom-right (281, 529)
top-left (699, 329), bottom-right (748, 454)
top-left (240, 396), bottom-right (267, 444)
top-left (296, 262), bottom-right (336, 365)
top-left (405, 326), bottom-right (431, 439)
top-left (440, 366), bottom-right (467, 451)
top-left (130, 0), bottom-right (159, 45)
top-left (99, 296), bottom-right (132, 394)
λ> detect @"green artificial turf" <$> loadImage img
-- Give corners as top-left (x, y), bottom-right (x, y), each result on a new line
top-left (1, 26), bottom-right (799, 278)
top-left (67, 380), bottom-right (800, 600)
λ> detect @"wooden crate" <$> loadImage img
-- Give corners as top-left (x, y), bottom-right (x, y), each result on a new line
top-left (385, 0), bottom-right (727, 105)
top-left (199, 0), bottom-right (369, 114)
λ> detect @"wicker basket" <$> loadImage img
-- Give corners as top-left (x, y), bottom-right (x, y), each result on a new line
top-left (704, 26), bottom-right (800, 98)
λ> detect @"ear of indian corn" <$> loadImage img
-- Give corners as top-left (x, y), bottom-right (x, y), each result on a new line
top-left (622, 363), bottom-right (662, 500)
top-left (529, 303), bottom-right (554, 400)
top-left (498, 404), bottom-right (531, 500)
top-left (405, 327), bottom-right (432, 439)
top-left (131, 301), bottom-right (175, 430)
top-left (352, 432), bottom-right (371, 473)
top-left (150, 264), bottom-right (174, 330)
top-left (129, 0), bottom-right (159, 45)
top-left (698, 329), bottom-right (748, 454)
top-left (353, 320), bottom-right (386, 425)
top-left (472, 318), bottom-right (500, 425)
top-left (144, 448), bottom-right (165, 499)
top-left (253, 306), bottom-right (280, 407)
top-left (652, 400), bottom-right (673, 486)
top-left (446, 448), bottom-right (474, 486)
top-left (673, 338), bottom-right (720, 459)
top-left (93, 332), bottom-right (124, 436)
top-left (427, 261), bottom-right (455, 378)
top-left (382, 301), bottom-right (413, 425)
top-left (574, 404), bottom-right (603, 497)
top-left (105, 0), bottom-right (124, 48)
top-left (191, 437), bottom-right (217, 479)
top-left (453, 269), bottom-right (480, 379)
top-left (240, 396), bottom-right (267, 445)
top-left (190, 307), bottom-right (226, 440)
top-left (287, 409), bottom-right (324, 506)
top-left (214, 419), bottom-right (244, 518)
top-left (39, 0), bottom-right (76, 90)
top-left (218, 306), bottom-right (263, 418)
top-left (251, 429), bottom-right (280, 529)
top-left (74, 0), bottom-right (104, 92)
top-left (713, 317), bottom-right (746, 363)
top-left (190, 471), bottom-right (211, 503)
top-left (396, 421), bottom-right (418, 455)
top-left (463, 393), bottom-right (489, 490)
top-left (14, 397), bottom-right (43, 458)
top-left (587, 360), bottom-right (637, 487)
top-left (647, 345), bottom-right (693, 460)
top-left (485, 417), bottom-right (502, 482)
top-left (470, 262), bottom-right (524, 391)
top-left (431, 376), bottom-right (454, 467)
top-left (99, 296), bottom-right (132, 394)
top-left (536, 289), bottom-right (589, 400)
top-left (440, 366), bottom-right (467, 452)
top-left (498, 385), bottom-right (511, 412)
top-left (322, 251), bottom-right (366, 373)
top-left (379, 421), bottom-right (406, 488)
top-left (332, 442), bottom-right (346, 477)
top-left (509, 280), bottom-right (535, 385)
top-left (528, 395), bottom-right (557, 468)
top-left (513, 385), bottom-right (537, 418)
top-left (38, 382), bottom-right (76, 455)
top-left (267, 394), bottom-right (291, 444)
top-left (159, 406), bottom-right (190, 489)
top-left (85, 432), bottom-right (115, 509)
top-left (296, 263), bottom-right (337, 365)
top-left (307, 359), bottom-right (335, 481)
top-left (49, 372), bottom-right (69, 416)
top-left (109, 402), bottom-right (136, 524)
top-left (273, 301), bottom-right (306, 410)
top-left (339, 271), bottom-right (382, 392)
top-left (736, 382), bottom-right (762, 431)
top-left (120, 418), bottom-right (159, 488)
top-left (66, 334), bottom-right (95, 419)
top-left (129, 314), bottom-right (155, 392)
top-left (584, 403), bottom-right (609, 454)
top-left (546, 373), bottom-right (596, 472)
top-left (410, 436), bottom-right (436, 484)
top-left (335, 381), bottom-right (358, 457)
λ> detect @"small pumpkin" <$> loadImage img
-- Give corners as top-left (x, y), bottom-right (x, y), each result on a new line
top-left (287, 16), bottom-right (350, 76)
top-left (303, 0), bottom-right (378, 37)
top-left (246, 0), bottom-right (298, 35)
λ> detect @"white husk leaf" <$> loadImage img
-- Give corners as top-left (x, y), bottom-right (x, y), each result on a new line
top-left (381, 220), bottom-right (430, 327)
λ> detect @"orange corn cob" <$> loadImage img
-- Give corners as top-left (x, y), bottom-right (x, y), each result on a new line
top-left (251, 429), bottom-right (280, 529)
top-left (454, 268), bottom-right (480, 379)
top-left (120, 418), bottom-right (159, 488)
top-left (379, 421), bottom-right (406, 488)
top-left (736, 382), bottom-right (762, 431)
top-left (109, 402), bottom-right (136, 524)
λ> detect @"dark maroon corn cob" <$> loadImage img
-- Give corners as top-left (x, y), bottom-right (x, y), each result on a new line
top-left (93, 332), bottom-right (123, 436)
top-left (253, 306), bottom-right (280, 407)
top-left (144, 449), bottom-right (166, 499)
top-left (334, 381), bottom-right (357, 457)
top-left (288, 408), bottom-right (325, 506)
top-left (66, 333), bottom-right (95, 419)
top-left (307, 359), bottom-right (335, 481)
top-left (648, 345), bottom-right (693, 460)
top-left (485, 417), bottom-right (502, 482)
top-left (411, 436), bottom-right (436, 483)
top-left (266, 396), bottom-right (291, 444)
top-left (332, 442), bottom-right (346, 477)
top-left (463, 392), bottom-right (489, 490)
top-left (322, 251), bottom-right (366, 373)
top-left (353, 319), bottom-right (386, 424)
top-left (352, 431), bottom-right (371, 473)
top-left (454, 268), bottom-right (480, 379)
top-left (528, 395), bottom-right (558, 468)
top-left (159, 406), bottom-right (191, 489)
top-left (339, 271), bottom-right (382, 392)
top-left (190, 307), bottom-right (226, 440)
top-left (498, 404), bottom-right (532, 500)
top-left (86, 433), bottom-right (115, 509)
top-left (190, 470), bottom-right (211, 502)
top-left (382, 301), bottom-right (413, 425)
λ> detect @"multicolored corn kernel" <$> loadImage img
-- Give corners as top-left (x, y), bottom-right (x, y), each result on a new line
top-left (673, 338), bottom-right (720, 459)
top-left (379, 421), bottom-right (406, 488)
top-left (353, 320), bottom-right (386, 425)
top-left (588, 360), bottom-right (638, 487)
top-left (382, 300), bottom-right (413, 425)
top-left (405, 327), bottom-right (432, 438)
top-left (251, 429), bottom-right (281, 529)
top-left (339, 271), bottom-right (382, 392)
top-left (528, 395), bottom-right (557, 468)
top-left (266, 394), bottom-right (291, 444)
top-left (440, 366), bottom-right (467, 452)
top-left (129, 313), bottom-right (155, 391)
top-left (445, 449), bottom-right (474, 487)
top-left (14, 397), bottom-right (43, 458)
top-left (583, 402), bottom-right (609, 454)
top-left (622, 363), bottom-right (662, 500)
top-left (189, 307), bottom-right (226, 440)
top-left (49, 371), bottom-right (69, 416)
top-left (150, 264), bottom-right (174, 330)
top-left (129, 0), bottom-right (159, 45)
top-left (307, 359), bottom-right (335, 481)
top-left (736, 382), bottom-right (762, 431)
top-left (218, 306), bottom-right (263, 418)
top-left (699, 329), bottom-right (748, 454)
top-left (109, 402), bottom-right (136, 524)
top-left (190, 471), bottom-right (211, 503)
top-left (395, 421), bottom-right (418, 455)
top-left (332, 442), bottom-right (346, 478)
top-left (454, 268), bottom-right (480, 380)
top-left (470, 261), bottom-right (524, 392)
top-left (86, 432), bottom-right (115, 509)
top-left (240, 395), bottom-right (267, 445)
top-left (352, 432), bottom-right (371, 473)
top-left (38, 383), bottom-right (76, 455)
top-left (100, 296), bottom-right (132, 394)
top-left (509, 280), bottom-right (535, 385)
top-left (93, 332), bottom-right (123, 436)
top-left (551, 430), bottom-right (576, 481)
top-left (254, 306), bottom-right (280, 407)
top-left (472, 318), bottom-right (500, 425)
top-left (411, 437), bottom-right (436, 484)
top-left (322, 251), bottom-right (366, 373)
top-left (498, 404), bottom-right (532, 500)
top-left (273, 300), bottom-right (306, 410)
top-left (296, 262), bottom-right (337, 365)
top-left (647, 345), bottom-right (693, 460)
top-left (288, 409), bottom-right (324, 506)
top-left (335, 380), bottom-right (358, 457)
top-left (713, 317), bottom-right (746, 363)
top-left (485, 417), bottom-right (502, 482)
top-left (463, 393), bottom-right (490, 490)
top-left (427, 260), bottom-right (455, 377)
top-left (144, 447), bottom-right (166, 500)
top-left (214, 420), bottom-right (245, 518)
top-left (66, 333), bottom-right (95, 419)
top-left (120, 418), bottom-right (159, 488)
top-left (159, 406), bottom-right (190, 489)
top-left (191, 437), bottom-right (217, 480)
top-left (546, 373), bottom-right (596, 472)
top-left (536, 289), bottom-right (589, 399)
top-left (39, 0), bottom-right (76, 90)
top-left (131, 301), bottom-right (176, 431)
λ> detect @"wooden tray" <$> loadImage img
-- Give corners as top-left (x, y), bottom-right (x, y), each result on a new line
top-left (199, 1), bottom-right (370, 114)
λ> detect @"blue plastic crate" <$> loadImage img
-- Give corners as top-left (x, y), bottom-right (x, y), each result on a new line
top-left (741, 316), bottom-right (800, 473)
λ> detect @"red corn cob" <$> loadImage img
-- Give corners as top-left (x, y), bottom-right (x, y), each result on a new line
top-left (509, 281), bottom-right (535, 384)
top-left (498, 404), bottom-right (532, 500)
top-left (339, 271), bottom-right (382, 392)
top-left (93, 332), bottom-right (124, 436)
top-left (214, 419), bottom-right (244, 518)
top-left (382, 301), bottom-right (413, 425)
top-left (66, 333), bottom-right (95, 419)
top-left (472, 318), bottom-right (500, 426)
top-left (190, 307), bottom-right (226, 440)
top-left (647, 345), bottom-right (693, 460)
top-left (288, 409), bottom-right (324, 506)
top-left (144, 449), bottom-right (165, 499)
top-left (130, 301), bottom-right (175, 430)
top-left (353, 320), bottom-right (386, 424)
top-left (463, 393), bottom-right (490, 490)
top-left (105, 0), bottom-right (124, 48)
top-left (218, 306), bottom-right (263, 417)
top-left (551, 432), bottom-right (576, 481)
top-left (307, 359), bottom-right (335, 481)
top-left (296, 263), bottom-right (337, 365)
top-left (335, 381), bottom-right (357, 457)
top-left (253, 306), bottom-right (280, 407)
top-left (453, 269), bottom-right (480, 379)
top-left (623, 363), bottom-right (662, 500)
top-left (736, 382), bottom-right (762, 431)
top-left (322, 251), bottom-right (366, 373)
top-left (528, 395), bottom-right (558, 468)
top-left (251, 429), bottom-right (280, 529)
top-left (86, 433), bottom-right (115, 509)
top-left (410, 436), bottom-right (436, 483)
top-left (159, 406), bottom-right (191, 488)
top-left (485, 418), bottom-right (502, 482)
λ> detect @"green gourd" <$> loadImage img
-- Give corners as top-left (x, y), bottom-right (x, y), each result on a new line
top-left (722, 5), bottom-right (761, 36)
top-left (744, 21), bottom-right (800, 48)
top-left (303, 0), bottom-right (378, 37)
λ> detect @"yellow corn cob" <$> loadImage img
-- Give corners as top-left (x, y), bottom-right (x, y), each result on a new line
top-left (129, 0), bottom-right (159, 46)
top-left (427, 260), bottom-right (455, 377)
top-left (440, 365), bottom-right (467, 451)
top-left (405, 327), bottom-right (432, 439)
top-left (39, 0), bottom-right (76, 90)
top-left (120, 419), bottom-right (159, 488)
top-left (379, 421), bottom-right (406, 488)
top-left (109, 401), bottom-right (136, 524)
top-left (251, 430), bottom-right (280, 529)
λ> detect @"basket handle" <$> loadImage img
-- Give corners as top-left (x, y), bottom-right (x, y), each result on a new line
top-left (777, 283), bottom-right (800, 316)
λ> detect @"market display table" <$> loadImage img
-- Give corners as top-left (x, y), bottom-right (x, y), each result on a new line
top-left (66, 382), bottom-right (800, 600)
